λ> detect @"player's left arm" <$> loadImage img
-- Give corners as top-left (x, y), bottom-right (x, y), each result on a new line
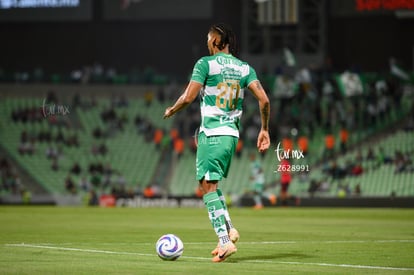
top-left (163, 81), bottom-right (203, 119)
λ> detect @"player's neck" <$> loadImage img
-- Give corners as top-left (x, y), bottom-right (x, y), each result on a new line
top-left (212, 45), bottom-right (230, 55)
top-left (213, 50), bottom-right (230, 56)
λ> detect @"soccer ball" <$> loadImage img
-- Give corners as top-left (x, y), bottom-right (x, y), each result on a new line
top-left (156, 234), bottom-right (184, 261)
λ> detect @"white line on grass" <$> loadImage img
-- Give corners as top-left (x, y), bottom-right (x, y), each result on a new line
top-left (249, 260), bottom-right (414, 271)
top-left (241, 239), bottom-right (414, 245)
top-left (5, 243), bottom-right (152, 257)
top-left (154, 239), bottom-right (414, 245)
top-left (5, 243), bottom-right (414, 272)
top-left (33, 240), bottom-right (413, 246)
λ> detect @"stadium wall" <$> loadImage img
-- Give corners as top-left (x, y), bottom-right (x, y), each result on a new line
top-left (1, 194), bottom-right (413, 208)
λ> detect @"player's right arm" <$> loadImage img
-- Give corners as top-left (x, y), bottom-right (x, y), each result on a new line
top-left (248, 80), bottom-right (271, 153)
top-left (163, 81), bottom-right (202, 119)
top-left (164, 58), bottom-right (207, 119)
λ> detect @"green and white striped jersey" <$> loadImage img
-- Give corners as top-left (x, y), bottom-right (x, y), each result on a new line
top-left (191, 52), bottom-right (258, 137)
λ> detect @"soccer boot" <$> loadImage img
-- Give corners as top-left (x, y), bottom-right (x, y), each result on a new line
top-left (211, 228), bottom-right (240, 256)
top-left (229, 228), bottom-right (240, 243)
top-left (212, 242), bottom-right (237, 263)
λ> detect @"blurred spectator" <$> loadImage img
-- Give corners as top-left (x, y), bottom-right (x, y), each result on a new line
top-left (92, 62), bottom-right (104, 83)
top-left (90, 142), bottom-right (108, 156)
top-left (66, 133), bottom-right (79, 147)
top-left (161, 134), bottom-right (172, 150)
top-left (366, 147), bottom-right (376, 161)
top-left (115, 172), bottom-right (127, 188)
top-left (106, 67), bottom-right (117, 83)
top-left (394, 151), bottom-right (413, 173)
top-left (46, 90), bottom-right (57, 104)
top-left (102, 173), bottom-right (112, 189)
top-left (297, 136), bottom-right (309, 156)
top-left (157, 85), bottom-right (166, 103)
top-left (324, 132), bottom-right (335, 159)
top-left (70, 162), bottom-right (82, 175)
top-left (339, 127), bottom-right (349, 154)
top-left (51, 158), bottom-right (59, 171)
top-left (99, 143), bottom-right (108, 155)
top-left (351, 163), bottom-right (363, 176)
top-left (103, 163), bottom-right (113, 176)
top-left (32, 67), bottom-right (44, 82)
top-left (249, 152), bottom-right (265, 209)
top-left (355, 150), bottom-right (364, 163)
top-left (92, 127), bottom-right (104, 139)
top-left (20, 130), bottom-right (28, 143)
top-left (282, 137), bottom-right (294, 152)
top-left (324, 160), bottom-right (346, 179)
top-left (79, 176), bottom-right (91, 192)
top-left (144, 90), bottom-right (154, 107)
top-left (404, 117), bottom-right (414, 132)
top-left (90, 171), bottom-right (102, 188)
top-left (134, 114), bottom-right (143, 129)
top-left (88, 190), bottom-right (99, 206)
top-left (72, 93), bottom-right (82, 108)
top-left (18, 140), bottom-right (35, 155)
top-left (119, 93), bottom-right (129, 107)
top-left (21, 188), bottom-right (32, 204)
top-left (235, 139), bottom-right (243, 158)
top-left (173, 137), bottom-right (185, 159)
top-left (38, 128), bottom-right (52, 143)
top-left (45, 145), bottom-right (58, 160)
top-left (65, 175), bottom-right (76, 194)
top-left (337, 183), bottom-right (351, 198)
top-left (188, 136), bottom-right (197, 154)
top-left (308, 179), bottom-right (320, 198)
top-left (119, 110), bottom-right (128, 124)
top-left (170, 128), bottom-right (179, 141)
top-left (101, 106), bottom-right (116, 123)
top-left (55, 130), bottom-right (65, 144)
top-left (143, 184), bottom-right (156, 198)
top-left (0, 160), bottom-right (22, 194)
top-left (353, 184), bottom-right (362, 196)
top-left (153, 128), bottom-right (164, 149)
top-left (280, 159), bottom-right (292, 206)
top-left (377, 147), bottom-right (393, 165)
top-left (89, 162), bottom-right (104, 174)
top-left (91, 143), bottom-right (100, 155)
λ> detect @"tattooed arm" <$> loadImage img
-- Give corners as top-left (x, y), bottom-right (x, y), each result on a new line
top-left (248, 80), bottom-right (271, 153)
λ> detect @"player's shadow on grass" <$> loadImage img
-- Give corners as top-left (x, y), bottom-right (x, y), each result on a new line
top-left (233, 252), bottom-right (312, 262)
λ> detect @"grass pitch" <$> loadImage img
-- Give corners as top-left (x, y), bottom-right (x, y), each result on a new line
top-left (1, 206), bottom-right (414, 274)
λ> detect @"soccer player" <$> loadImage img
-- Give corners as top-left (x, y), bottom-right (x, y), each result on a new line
top-left (163, 23), bottom-right (271, 262)
top-left (250, 152), bottom-right (265, 209)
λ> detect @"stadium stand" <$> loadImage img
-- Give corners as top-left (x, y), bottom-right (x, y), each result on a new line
top-left (0, 93), bottom-right (173, 200)
top-left (0, 70), bottom-right (413, 204)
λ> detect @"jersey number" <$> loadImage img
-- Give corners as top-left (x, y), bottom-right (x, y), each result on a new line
top-left (216, 82), bottom-right (240, 110)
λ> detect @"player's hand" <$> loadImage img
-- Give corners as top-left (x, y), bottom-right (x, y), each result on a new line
top-left (257, 130), bottom-right (270, 153)
top-left (163, 107), bottom-right (173, 119)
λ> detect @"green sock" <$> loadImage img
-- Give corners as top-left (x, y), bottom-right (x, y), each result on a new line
top-left (216, 188), bottom-right (234, 230)
top-left (203, 191), bottom-right (231, 246)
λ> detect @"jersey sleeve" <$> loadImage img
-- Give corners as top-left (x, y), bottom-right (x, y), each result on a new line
top-left (245, 65), bottom-right (258, 88)
top-left (190, 57), bottom-right (209, 85)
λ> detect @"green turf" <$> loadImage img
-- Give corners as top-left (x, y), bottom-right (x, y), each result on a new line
top-left (1, 206), bottom-right (414, 274)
